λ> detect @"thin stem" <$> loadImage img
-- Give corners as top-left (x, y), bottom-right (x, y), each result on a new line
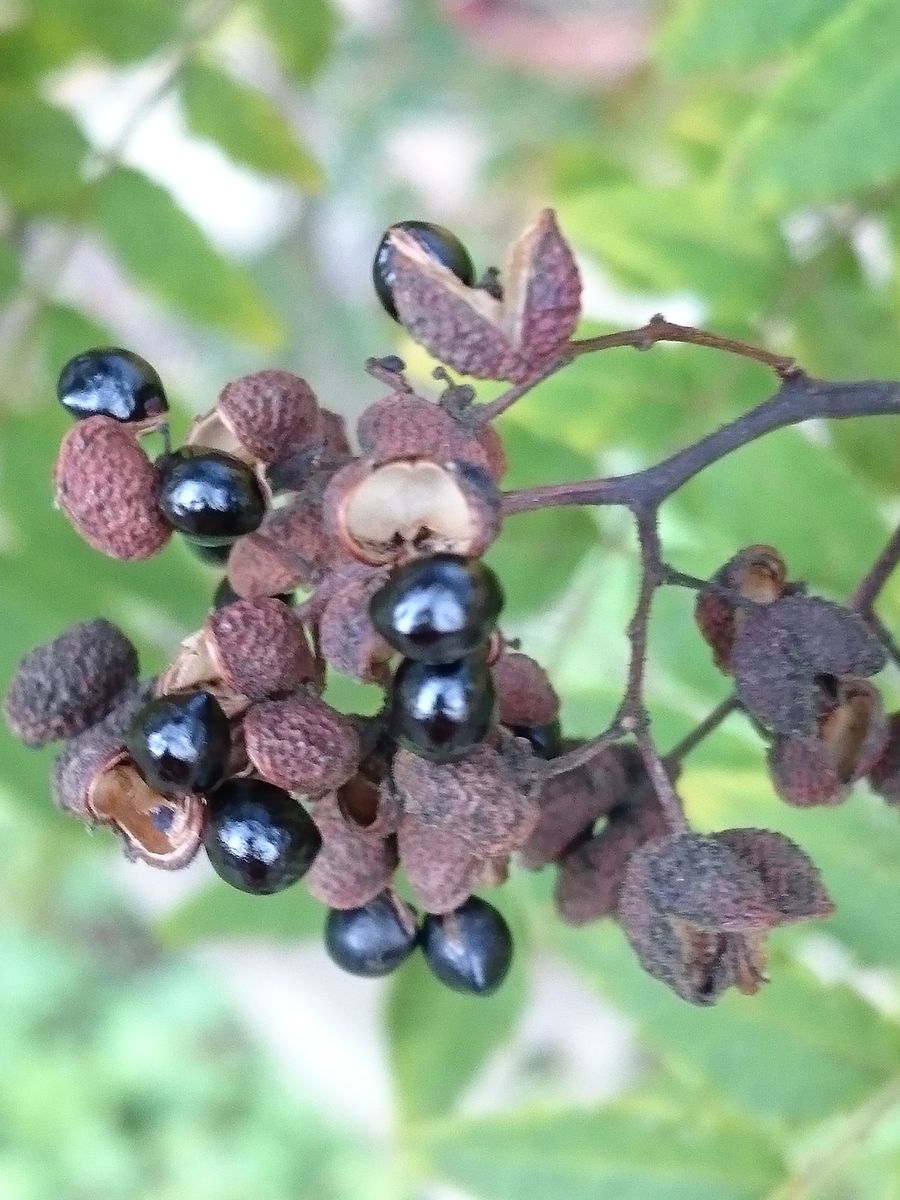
top-left (664, 696), bottom-right (741, 767)
top-left (850, 521), bottom-right (900, 613)
top-left (636, 728), bottom-right (687, 831)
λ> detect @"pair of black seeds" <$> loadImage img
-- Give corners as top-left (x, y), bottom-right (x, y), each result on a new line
top-left (326, 893), bottom-right (513, 996)
top-left (369, 554), bottom-right (504, 762)
top-left (57, 348), bottom-right (268, 555)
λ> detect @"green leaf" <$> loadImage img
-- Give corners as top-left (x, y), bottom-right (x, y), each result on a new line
top-left (386, 947), bottom-right (526, 1124)
top-left (0, 236), bottom-right (18, 303)
top-left (182, 64), bottom-right (322, 189)
top-left (158, 877), bottom-right (325, 945)
top-left (26, 0), bottom-right (180, 63)
top-left (0, 21), bottom-right (81, 87)
top-left (558, 186), bottom-right (782, 319)
top-left (0, 92), bottom-right (87, 213)
top-left (92, 168), bottom-right (282, 346)
top-left (415, 1102), bottom-right (785, 1200)
top-left (256, 0), bottom-right (336, 83)
top-left (723, 0), bottom-right (900, 209)
top-left (659, 0), bottom-right (843, 76)
top-left (553, 921), bottom-right (900, 1123)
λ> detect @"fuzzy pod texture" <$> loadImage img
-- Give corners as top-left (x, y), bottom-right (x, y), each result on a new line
top-left (391, 744), bottom-right (539, 856)
top-left (244, 695), bottom-right (362, 795)
top-left (318, 565), bottom-right (393, 682)
top-left (870, 712), bottom-right (900, 804)
top-left (218, 370), bottom-right (319, 463)
top-left (207, 598), bottom-right (317, 700)
top-left (732, 595), bottom-right (886, 735)
top-left (51, 679), bottom-right (154, 819)
top-left (519, 745), bottom-right (633, 870)
top-left (694, 544), bottom-right (787, 673)
top-left (305, 794), bottom-right (398, 909)
top-left (5, 618), bottom-right (138, 748)
top-left (324, 456), bottom-right (502, 566)
top-left (502, 208), bottom-right (582, 366)
top-left (53, 415), bottom-right (171, 560)
top-left (493, 652), bottom-right (560, 728)
top-left (227, 500), bottom-right (333, 599)
top-left (768, 735), bottom-right (846, 807)
top-left (356, 392), bottom-right (496, 475)
top-left (397, 814), bottom-right (480, 913)
top-left (716, 829), bottom-right (833, 924)
top-left (555, 816), bottom-right (649, 926)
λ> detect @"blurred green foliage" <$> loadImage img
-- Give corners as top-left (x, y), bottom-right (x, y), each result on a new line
top-left (3, 0), bottom-right (900, 1197)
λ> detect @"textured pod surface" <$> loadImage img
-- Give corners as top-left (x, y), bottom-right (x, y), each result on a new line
top-left (51, 680), bottom-right (153, 818)
top-left (398, 814), bottom-right (480, 913)
top-left (493, 652), bottom-right (560, 728)
top-left (305, 794), bottom-right (397, 909)
top-left (716, 829), bottom-right (833, 923)
top-left (319, 565), bottom-right (393, 682)
top-left (357, 392), bottom-right (493, 472)
top-left (218, 370), bottom-right (319, 462)
top-left (244, 696), bottom-right (362, 794)
top-left (208, 598), bottom-right (317, 700)
top-left (392, 744), bottom-right (538, 855)
top-left (53, 415), bottom-right (170, 560)
top-left (870, 712), bottom-right (900, 804)
top-left (227, 500), bottom-right (332, 598)
top-left (503, 208), bottom-right (582, 365)
top-left (4, 618), bottom-right (138, 747)
top-left (694, 544), bottom-right (787, 673)
top-left (555, 817), bottom-right (649, 926)
top-left (325, 457), bottom-right (502, 566)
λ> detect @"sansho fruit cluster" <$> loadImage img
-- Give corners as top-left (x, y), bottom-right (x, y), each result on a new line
top-left (5, 212), bottom-right (899, 1005)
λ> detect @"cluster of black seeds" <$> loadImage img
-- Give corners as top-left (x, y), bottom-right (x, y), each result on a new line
top-left (5, 212), bottom-right (899, 1007)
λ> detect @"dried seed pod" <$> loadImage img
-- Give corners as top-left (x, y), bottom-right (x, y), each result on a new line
top-left (318, 564), bottom-right (394, 682)
top-left (357, 392), bottom-right (494, 473)
top-left (869, 712), bottom-right (900, 804)
top-left (519, 746), bottom-right (633, 870)
top-left (493, 651), bottom-right (560, 728)
top-left (305, 793), bottom-right (397, 910)
top-left (732, 595), bottom-right (886, 736)
top-left (227, 500), bottom-right (333, 599)
top-left (476, 424), bottom-right (507, 483)
top-left (337, 769), bottom-right (402, 839)
top-left (88, 758), bottom-right (203, 869)
top-left (769, 676), bottom-right (887, 806)
top-left (244, 695), bottom-right (361, 794)
top-left (716, 829), bottom-right (833, 923)
top-left (217, 370), bottom-right (319, 463)
top-left (392, 744), bottom-right (539, 855)
top-left (324, 456), bottom-right (501, 566)
top-left (694, 544), bottom-right (787, 673)
top-left (5, 618), bottom-right (138, 748)
top-left (556, 817), bottom-right (650, 926)
top-left (160, 598), bottom-right (317, 701)
top-left (316, 407), bottom-right (352, 459)
top-left (52, 680), bottom-right (154, 819)
top-left (397, 814), bottom-right (480, 913)
top-left (388, 210), bottom-right (581, 383)
top-left (53, 415), bottom-right (171, 560)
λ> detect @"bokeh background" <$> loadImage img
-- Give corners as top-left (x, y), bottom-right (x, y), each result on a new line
top-left (3, 0), bottom-right (900, 1196)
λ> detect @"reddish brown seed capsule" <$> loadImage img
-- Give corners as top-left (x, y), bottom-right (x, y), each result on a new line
top-left (53, 415), bottom-right (171, 560)
top-left (243, 695), bottom-right (362, 795)
top-left (398, 814), bottom-right (479, 913)
top-left (4, 618), bottom-right (138, 748)
top-left (305, 793), bottom-right (397, 910)
top-left (694, 544), bottom-right (787, 673)
top-left (160, 598), bottom-right (317, 702)
top-left (217, 370), bottom-right (319, 463)
top-left (356, 392), bottom-right (495, 474)
top-left (227, 500), bottom-right (333, 599)
top-left (391, 744), bottom-right (538, 856)
top-left (493, 651), bottom-right (560, 728)
top-left (88, 757), bottom-right (203, 869)
top-left (870, 712), bottom-right (900, 805)
top-left (324, 456), bottom-right (501, 567)
top-left (318, 565), bottom-right (394, 683)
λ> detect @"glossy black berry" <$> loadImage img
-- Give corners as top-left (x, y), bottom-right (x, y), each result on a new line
top-left (156, 447), bottom-right (267, 546)
top-left (370, 554), bottom-right (503, 664)
top-left (507, 719), bottom-right (562, 760)
top-left (57, 347), bottom-right (168, 423)
top-left (211, 577), bottom-right (294, 611)
top-left (389, 654), bottom-right (495, 762)
top-left (203, 778), bottom-right (320, 895)
top-left (421, 897), bottom-right (513, 996)
top-left (373, 220), bottom-right (475, 321)
top-left (324, 894), bottom-right (419, 977)
top-left (125, 690), bottom-right (230, 795)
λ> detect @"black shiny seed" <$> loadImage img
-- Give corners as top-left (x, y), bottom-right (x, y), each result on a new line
top-left (203, 779), bottom-right (321, 895)
top-left (156, 447), bottom-right (267, 546)
top-left (389, 654), bottom-right (495, 762)
top-left (421, 897), bottom-right (513, 996)
top-left (324, 894), bottom-right (419, 977)
top-left (507, 719), bottom-right (562, 760)
top-left (57, 347), bottom-right (168, 423)
top-left (211, 578), bottom-right (294, 611)
top-left (373, 220), bottom-right (475, 321)
top-left (125, 690), bottom-right (230, 796)
top-left (370, 554), bottom-right (503, 664)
